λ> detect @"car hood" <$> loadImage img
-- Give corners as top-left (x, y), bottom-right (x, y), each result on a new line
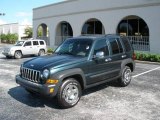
top-left (4, 45), bottom-right (21, 50)
top-left (23, 54), bottom-right (86, 71)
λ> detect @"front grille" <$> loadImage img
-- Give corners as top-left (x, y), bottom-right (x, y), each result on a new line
top-left (21, 67), bottom-right (41, 83)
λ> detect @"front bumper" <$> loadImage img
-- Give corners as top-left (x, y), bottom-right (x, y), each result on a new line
top-left (2, 51), bottom-right (14, 56)
top-left (15, 75), bottom-right (58, 97)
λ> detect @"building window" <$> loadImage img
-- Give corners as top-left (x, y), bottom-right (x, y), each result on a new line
top-left (82, 18), bottom-right (105, 35)
top-left (55, 21), bottom-right (73, 46)
top-left (37, 23), bottom-right (49, 46)
top-left (117, 15), bottom-right (150, 51)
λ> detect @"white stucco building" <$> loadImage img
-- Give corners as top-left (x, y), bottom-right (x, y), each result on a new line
top-left (0, 23), bottom-right (32, 40)
top-left (33, 0), bottom-right (160, 53)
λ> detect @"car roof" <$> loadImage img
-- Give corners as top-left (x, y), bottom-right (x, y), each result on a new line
top-left (18, 39), bottom-right (45, 41)
top-left (69, 34), bottom-right (121, 41)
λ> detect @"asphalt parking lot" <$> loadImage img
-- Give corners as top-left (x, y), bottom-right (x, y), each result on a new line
top-left (0, 45), bottom-right (160, 120)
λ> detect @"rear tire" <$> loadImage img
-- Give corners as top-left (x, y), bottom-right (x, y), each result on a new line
top-left (118, 66), bottom-right (132, 87)
top-left (38, 49), bottom-right (45, 56)
top-left (14, 51), bottom-right (22, 59)
top-left (57, 78), bottom-right (82, 108)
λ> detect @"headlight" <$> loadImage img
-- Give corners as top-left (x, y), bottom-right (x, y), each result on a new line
top-left (43, 69), bottom-right (50, 79)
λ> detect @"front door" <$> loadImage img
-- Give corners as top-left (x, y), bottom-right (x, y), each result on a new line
top-left (22, 41), bottom-right (33, 55)
top-left (86, 38), bottom-right (112, 85)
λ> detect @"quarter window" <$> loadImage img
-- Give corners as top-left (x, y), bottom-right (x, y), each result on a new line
top-left (94, 39), bottom-right (109, 56)
top-left (40, 41), bottom-right (44, 45)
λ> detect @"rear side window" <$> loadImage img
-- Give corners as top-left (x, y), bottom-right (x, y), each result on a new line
top-left (121, 37), bottom-right (131, 52)
top-left (40, 41), bottom-right (44, 45)
top-left (109, 38), bottom-right (123, 55)
top-left (33, 41), bottom-right (39, 45)
top-left (94, 39), bottom-right (109, 56)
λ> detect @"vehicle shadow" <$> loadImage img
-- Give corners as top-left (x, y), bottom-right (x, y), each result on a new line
top-left (8, 86), bottom-right (61, 109)
top-left (8, 80), bottom-right (120, 109)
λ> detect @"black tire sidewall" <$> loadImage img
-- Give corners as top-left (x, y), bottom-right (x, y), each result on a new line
top-left (120, 66), bottom-right (132, 87)
top-left (57, 78), bottom-right (82, 108)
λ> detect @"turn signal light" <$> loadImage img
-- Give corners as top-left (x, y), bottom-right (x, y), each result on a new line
top-left (46, 79), bottom-right (59, 84)
top-left (49, 88), bottom-right (54, 93)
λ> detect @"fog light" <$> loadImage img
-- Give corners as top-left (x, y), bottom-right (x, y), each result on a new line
top-left (46, 79), bottom-right (59, 84)
top-left (49, 88), bottom-right (54, 93)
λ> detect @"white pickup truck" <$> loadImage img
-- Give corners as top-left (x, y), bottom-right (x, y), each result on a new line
top-left (2, 39), bottom-right (47, 59)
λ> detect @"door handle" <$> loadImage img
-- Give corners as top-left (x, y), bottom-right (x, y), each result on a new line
top-left (122, 55), bottom-right (127, 58)
top-left (105, 58), bottom-right (112, 62)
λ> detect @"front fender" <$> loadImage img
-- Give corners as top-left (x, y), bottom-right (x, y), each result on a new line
top-left (50, 68), bottom-right (87, 89)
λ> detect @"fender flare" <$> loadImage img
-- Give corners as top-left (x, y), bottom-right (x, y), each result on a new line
top-left (50, 68), bottom-right (87, 89)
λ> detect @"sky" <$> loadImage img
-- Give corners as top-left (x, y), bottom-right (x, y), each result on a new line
top-left (0, 0), bottom-right (65, 25)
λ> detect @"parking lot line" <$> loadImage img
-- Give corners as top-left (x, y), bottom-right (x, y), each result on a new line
top-left (133, 66), bottom-right (160, 78)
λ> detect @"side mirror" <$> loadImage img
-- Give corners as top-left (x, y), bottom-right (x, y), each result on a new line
top-left (93, 51), bottom-right (104, 60)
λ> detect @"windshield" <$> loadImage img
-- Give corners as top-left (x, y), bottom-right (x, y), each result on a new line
top-left (55, 38), bottom-right (93, 57)
top-left (15, 41), bottom-right (25, 46)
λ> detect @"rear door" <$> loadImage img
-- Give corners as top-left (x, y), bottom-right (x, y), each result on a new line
top-left (107, 36), bottom-right (126, 77)
top-left (32, 41), bottom-right (40, 54)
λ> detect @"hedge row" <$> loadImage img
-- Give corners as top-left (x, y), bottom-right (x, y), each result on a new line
top-left (0, 33), bottom-right (18, 44)
top-left (135, 52), bottom-right (160, 62)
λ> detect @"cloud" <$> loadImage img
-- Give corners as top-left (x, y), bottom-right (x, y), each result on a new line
top-left (0, 19), bottom-right (7, 25)
top-left (16, 12), bottom-right (32, 17)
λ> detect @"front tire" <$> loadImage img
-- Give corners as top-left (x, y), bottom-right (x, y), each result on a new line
top-left (118, 66), bottom-right (132, 87)
top-left (14, 51), bottom-right (22, 59)
top-left (57, 78), bottom-right (82, 108)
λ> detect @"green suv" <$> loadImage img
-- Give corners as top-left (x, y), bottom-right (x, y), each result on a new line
top-left (16, 34), bottom-right (135, 108)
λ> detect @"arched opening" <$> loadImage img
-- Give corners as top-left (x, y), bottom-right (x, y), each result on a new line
top-left (81, 18), bottom-right (105, 35)
top-left (37, 23), bottom-right (50, 45)
top-left (55, 21), bottom-right (73, 46)
top-left (117, 15), bottom-right (150, 51)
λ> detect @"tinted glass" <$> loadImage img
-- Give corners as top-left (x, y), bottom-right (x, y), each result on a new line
top-left (121, 37), bottom-right (131, 52)
top-left (55, 39), bottom-right (93, 57)
top-left (109, 38), bottom-right (119, 55)
top-left (40, 41), bottom-right (44, 45)
top-left (117, 38), bottom-right (123, 53)
top-left (24, 41), bottom-right (31, 46)
top-left (94, 39), bottom-right (109, 56)
top-left (33, 41), bottom-right (39, 45)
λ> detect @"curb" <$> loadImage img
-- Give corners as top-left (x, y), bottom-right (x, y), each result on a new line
top-left (135, 60), bottom-right (160, 65)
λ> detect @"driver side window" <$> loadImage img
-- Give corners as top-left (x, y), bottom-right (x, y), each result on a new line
top-left (24, 41), bottom-right (31, 46)
top-left (94, 39), bottom-right (109, 56)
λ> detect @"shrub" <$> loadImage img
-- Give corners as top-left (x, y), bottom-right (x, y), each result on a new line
top-left (0, 34), bottom-right (7, 43)
top-left (135, 52), bottom-right (160, 62)
top-left (47, 48), bottom-right (54, 53)
top-left (0, 33), bottom-right (18, 44)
